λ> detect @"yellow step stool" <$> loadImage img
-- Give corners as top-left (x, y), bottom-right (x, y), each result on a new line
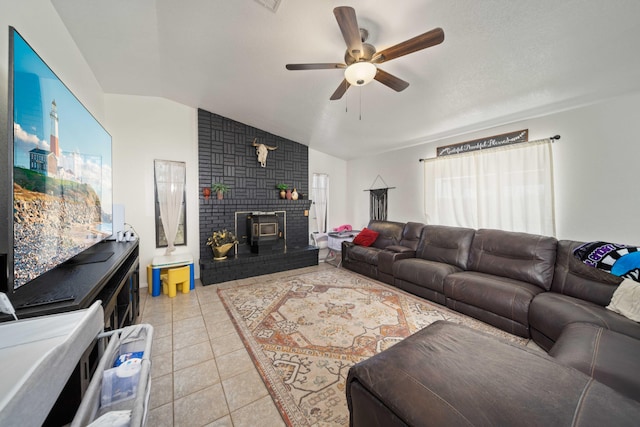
top-left (161, 265), bottom-right (191, 298)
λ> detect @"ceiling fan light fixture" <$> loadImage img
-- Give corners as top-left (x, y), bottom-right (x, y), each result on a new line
top-left (344, 62), bottom-right (376, 86)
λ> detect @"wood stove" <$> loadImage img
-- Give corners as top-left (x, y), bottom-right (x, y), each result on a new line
top-left (246, 212), bottom-right (284, 253)
top-left (250, 213), bottom-right (278, 244)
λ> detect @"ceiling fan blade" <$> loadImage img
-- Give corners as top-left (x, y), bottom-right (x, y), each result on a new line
top-left (334, 6), bottom-right (363, 60)
top-left (374, 68), bottom-right (410, 92)
top-left (373, 27), bottom-right (444, 63)
top-left (330, 79), bottom-right (351, 100)
top-left (286, 63), bottom-right (346, 70)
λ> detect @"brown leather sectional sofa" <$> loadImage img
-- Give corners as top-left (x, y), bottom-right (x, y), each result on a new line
top-left (342, 220), bottom-right (640, 426)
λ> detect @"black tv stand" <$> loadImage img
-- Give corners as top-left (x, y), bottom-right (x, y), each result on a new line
top-left (1, 240), bottom-right (139, 329)
top-left (15, 295), bottom-right (76, 310)
top-left (63, 250), bottom-right (114, 266)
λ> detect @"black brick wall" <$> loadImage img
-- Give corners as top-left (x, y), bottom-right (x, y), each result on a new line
top-left (198, 109), bottom-right (312, 262)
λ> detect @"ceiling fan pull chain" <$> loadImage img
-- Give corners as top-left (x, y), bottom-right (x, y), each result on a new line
top-left (345, 83), bottom-right (348, 113)
top-left (359, 86), bottom-right (362, 121)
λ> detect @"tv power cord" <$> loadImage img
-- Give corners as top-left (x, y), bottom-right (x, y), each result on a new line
top-left (0, 292), bottom-right (18, 321)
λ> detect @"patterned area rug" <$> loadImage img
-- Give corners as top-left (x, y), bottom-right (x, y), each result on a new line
top-left (218, 268), bottom-right (527, 426)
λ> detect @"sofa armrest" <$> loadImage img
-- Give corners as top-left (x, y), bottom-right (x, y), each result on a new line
top-left (342, 241), bottom-right (355, 251)
top-left (385, 245), bottom-right (415, 254)
top-left (379, 249), bottom-right (416, 275)
top-left (342, 241), bottom-right (355, 263)
top-left (550, 322), bottom-right (640, 403)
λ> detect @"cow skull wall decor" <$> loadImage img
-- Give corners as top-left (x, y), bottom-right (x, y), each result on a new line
top-left (252, 138), bottom-right (278, 167)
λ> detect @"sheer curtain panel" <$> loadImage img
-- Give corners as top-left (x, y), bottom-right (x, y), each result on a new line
top-left (154, 160), bottom-right (186, 254)
top-left (312, 173), bottom-right (329, 232)
top-left (424, 139), bottom-right (555, 236)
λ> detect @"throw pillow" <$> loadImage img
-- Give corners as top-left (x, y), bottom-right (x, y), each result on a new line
top-left (573, 241), bottom-right (640, 282)
top-left (607, 278), bottom-right (640, 322)
top-left (352, 228), bottom-right (379, 247)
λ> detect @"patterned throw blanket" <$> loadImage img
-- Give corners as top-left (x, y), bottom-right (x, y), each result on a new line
top-left (574, 241), bottom-right (640, 282)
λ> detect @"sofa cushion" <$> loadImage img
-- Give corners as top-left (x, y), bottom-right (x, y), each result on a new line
top-left (467, 228), bottom-right (557, 291)
top-left (549, 322), bottom-right (640, 403)
top-left (529, 292), bottom-right (640, 351)
top-left (352, 227), bottom-right (379, 247)
top-left (444, 271), bottom-right (544, 327)
top-left (552, 240), bottom-right (621, 306)
top-left (366, 220), bottom-right (405, 250)
top-left (398, 222), bottom-right (424, 251)
top-left (346, 321), bottom-right (640, 427)
top-left (393, 258), bottom-right (461, 295)
top-left (416, 225), bottom-right (475, 270)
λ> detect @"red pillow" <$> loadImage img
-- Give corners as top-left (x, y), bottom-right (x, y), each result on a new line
top-left (352, 228), bottom-right (379, 247)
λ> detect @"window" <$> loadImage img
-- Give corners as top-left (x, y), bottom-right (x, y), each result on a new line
top-left (154, 160), bottom-right (187, 249)
top-left (424, 139), bottom-right (555, 235)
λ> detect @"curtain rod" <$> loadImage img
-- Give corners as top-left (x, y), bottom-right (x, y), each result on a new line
top-left (363, 187), bottom-right (396, 192)
top-left (418, 135), bottom-right (561, 162)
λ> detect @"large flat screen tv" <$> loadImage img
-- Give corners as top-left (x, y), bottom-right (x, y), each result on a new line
top-left (2, 27), bottom-right (112, 296)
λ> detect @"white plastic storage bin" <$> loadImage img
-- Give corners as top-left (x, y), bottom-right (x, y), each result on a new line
top-left (72, 324), bottom-right (153, 427)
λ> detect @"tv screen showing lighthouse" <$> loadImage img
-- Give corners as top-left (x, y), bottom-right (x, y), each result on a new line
top-left (11, 28), bottom-right (113, 289)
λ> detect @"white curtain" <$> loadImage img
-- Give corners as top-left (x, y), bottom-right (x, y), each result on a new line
top-left (424, 139), bottom-right (555, 236)
top-left (154, 160), bottom-right (186, 254)
top-left (312, 173), bottom-right (330, 232)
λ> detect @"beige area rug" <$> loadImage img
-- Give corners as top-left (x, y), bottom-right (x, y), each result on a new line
top-left (218, 268), bottom-right (527, 426)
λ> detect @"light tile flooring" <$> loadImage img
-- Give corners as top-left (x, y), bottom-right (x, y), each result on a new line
top-left (139, 263), bottom-right (543, 426)
top-left (140, 264), bottom-right (332, 427)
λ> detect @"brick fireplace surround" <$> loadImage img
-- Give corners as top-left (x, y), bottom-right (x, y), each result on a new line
top-left (198, 109), bottom-right (318, 284)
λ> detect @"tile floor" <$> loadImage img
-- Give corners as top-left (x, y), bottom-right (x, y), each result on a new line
top-left (140, 264), bottom-right (332, 427)
top-left (139, 263), bottom-right (542, 426)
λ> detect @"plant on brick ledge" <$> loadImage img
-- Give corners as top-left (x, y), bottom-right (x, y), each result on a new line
top-left (206, 229), bottom-right (238, 260)
top-left (212, 183), bottom-right (229, 200)
top-left (276, 183), bottom-right (288, 199)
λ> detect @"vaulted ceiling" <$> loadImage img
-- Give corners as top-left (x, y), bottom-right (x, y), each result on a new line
top-left (51, 0), bottom-right (640, 159)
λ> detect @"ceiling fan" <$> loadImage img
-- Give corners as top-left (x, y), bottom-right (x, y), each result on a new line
top-left (286, 6), bottom-right (444, 100)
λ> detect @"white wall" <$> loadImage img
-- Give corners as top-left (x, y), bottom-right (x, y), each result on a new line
top-left (0, 0), bottom-right (106, 152)
top-left (346, 143), bottom-right (430, 230)
top-left (308, 148), bottom-right (348, 235)
top-left (346, 92), bottom-right (640, 244)
top-left (104, 94), bottom-right (198, 286)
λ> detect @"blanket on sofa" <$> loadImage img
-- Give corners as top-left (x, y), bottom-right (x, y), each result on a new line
top-left (574, 241), bottom-right (640, 282)
top-left (607, 278), bottom-right (640, 322)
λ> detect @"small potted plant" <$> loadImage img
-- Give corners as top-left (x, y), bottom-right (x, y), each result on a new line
top-left (206, 229), bottom-right (238, 260)
top-left (276, 183), bottom-right (288, 199)
top-left (212, 183), bottom-right (229, 200)
top-left (202, 186), bottom-right (211, 200)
